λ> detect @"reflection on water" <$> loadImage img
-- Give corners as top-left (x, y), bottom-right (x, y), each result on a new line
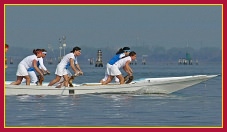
top-left (5, 63), bottom-right (222, 127)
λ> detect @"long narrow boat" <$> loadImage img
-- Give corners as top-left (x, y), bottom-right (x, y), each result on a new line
top-left (5, 74), bottom-right (219, 96)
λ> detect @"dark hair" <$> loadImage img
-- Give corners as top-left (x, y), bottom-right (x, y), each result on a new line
top-left (71, 46), bottom-right (81, 53)
top-left (116, 47), bottom-right (130, 55)
top-left (129, 51), bottom-right (136, 56)
top-left (5, 44), bottom-right (9, 48)
top-left (123, 47), bottom-right (130, 51)
top-left (33, 49), bottom-right (42, 55)
top-left (41, 49), bottom-right (47, 52)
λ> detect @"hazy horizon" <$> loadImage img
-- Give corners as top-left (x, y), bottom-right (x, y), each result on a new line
top-left (5, 5), bottom-right (222, 50)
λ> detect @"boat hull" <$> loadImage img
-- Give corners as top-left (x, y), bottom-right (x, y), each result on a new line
top-left (5, 75), bottom-right (219, 96)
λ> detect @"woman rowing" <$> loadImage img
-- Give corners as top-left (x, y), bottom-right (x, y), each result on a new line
top-left (21, 49), bottom-right (50, 85)
top-left (100, 47), bottom-right (131, 83)
top-left (102, 51), bottom-right (137, 85)
top-left (10, 49), bottom-right (44, 85)
top-left (38, 49), bottom-right (50, 75)
top-left (48, 46), bottom-right (83, 88)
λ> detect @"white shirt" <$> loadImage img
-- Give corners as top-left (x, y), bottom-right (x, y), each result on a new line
top-left (114, 56), bottom-right (131, 69)
top-left (58, 53), bottom-right (78, 68)
top-left (19, 55), bottom-right (38, 70)
top-left (38, 57), bottom-right (47, 71)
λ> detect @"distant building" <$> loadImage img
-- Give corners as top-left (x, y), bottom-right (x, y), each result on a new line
top-left (95, 50), bottom-right (103, 67)
top-left (195, 59), bottom-right (199, 65)
top-left (88, 58), bottom-right (94, 65)
top-left (178, 52), bottom-right (193, 65)
top-left (142, 55), bottom-right (147, 65)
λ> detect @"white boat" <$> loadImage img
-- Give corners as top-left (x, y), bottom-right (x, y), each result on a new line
top-left (5, 74), bottom-right (219, 96)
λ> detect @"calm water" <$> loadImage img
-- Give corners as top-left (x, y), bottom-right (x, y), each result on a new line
top-left (5, 62), bottom-right (222, 127)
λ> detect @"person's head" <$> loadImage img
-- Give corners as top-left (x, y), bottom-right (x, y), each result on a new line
top-left (129, 51), bottom-right (137, 61)
top-left (71, 46), bottom-right (81, 56)
top-left (5, 44), bottom-right (9, 52)
top-left (116, 47), bottom-right (130, 55)
top-left (123, 47), bottom-right (131, 56)
top-left (33, 49), bottom-right (43, 58)
top-left (41, 49), bottom-right (47, 58)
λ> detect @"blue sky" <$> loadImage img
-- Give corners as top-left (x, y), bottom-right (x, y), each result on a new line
top-left (5, 5), bottom-right (222, 50)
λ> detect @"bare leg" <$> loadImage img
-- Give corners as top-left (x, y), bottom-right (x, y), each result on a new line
top-left (63, 74), bottom-right (69, 87)
top-left (102, 76), bottom-right (114, 85)
top-left (10, 76), bottom-right (23, 85)
top-left (116, 74), bottom-right (124, 84)
top-left (100, 74), bottom-right (108, 83)
top-left (68, 76), bottom-right (74, 87)
top-left (37, 75), bottom-right (44, 86)
top-left (48, 75), bottom-right (61, 86)
top-left (55, 77), bottom-right (65, 88)
top-left (24, 75), bottom-right (31, 85)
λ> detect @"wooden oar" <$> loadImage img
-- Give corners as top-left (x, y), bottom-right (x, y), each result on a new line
top-left (124, 75), bottom-right (134, 84)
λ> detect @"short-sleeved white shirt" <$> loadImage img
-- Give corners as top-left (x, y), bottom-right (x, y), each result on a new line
top-left (55, 53), bottom-right (78, 76)
top-left (105, 56), bottom-right (131, 76)
top-left (59, 53), bottom-right (77, 68)
top-left (114, 56), bottom-right (131, 68)
top-left (19, 55), bottom-right (38, 70)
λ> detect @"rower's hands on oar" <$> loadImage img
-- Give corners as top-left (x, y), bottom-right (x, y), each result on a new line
top-left (70, 71), bottom-right (83, 87)
top-left (74, 71), bottom-right (83, 77)
top-left (43, 70), bottom-right (50, 75)
top-left (46, 70), bottom-right (50, 75)
top-left (78, 71), bottom-right (83, 75)
top-left (124, 73), bottom-right (134, 84)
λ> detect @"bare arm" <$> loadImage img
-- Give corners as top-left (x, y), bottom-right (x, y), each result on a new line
top-left (75, 64), bottom-right (83, 75)
top-left (69, 58), bottom-right (79, 74)
top-left (124, 60), bottom-right (133, 76)
top-left (33, 60), bottom-right (43, 76)
top-left (38, 58), bottom-right (50, 74)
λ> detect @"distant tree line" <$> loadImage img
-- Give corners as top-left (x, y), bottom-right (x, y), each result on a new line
top-left (6, 45), bottom-right (222, 65)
